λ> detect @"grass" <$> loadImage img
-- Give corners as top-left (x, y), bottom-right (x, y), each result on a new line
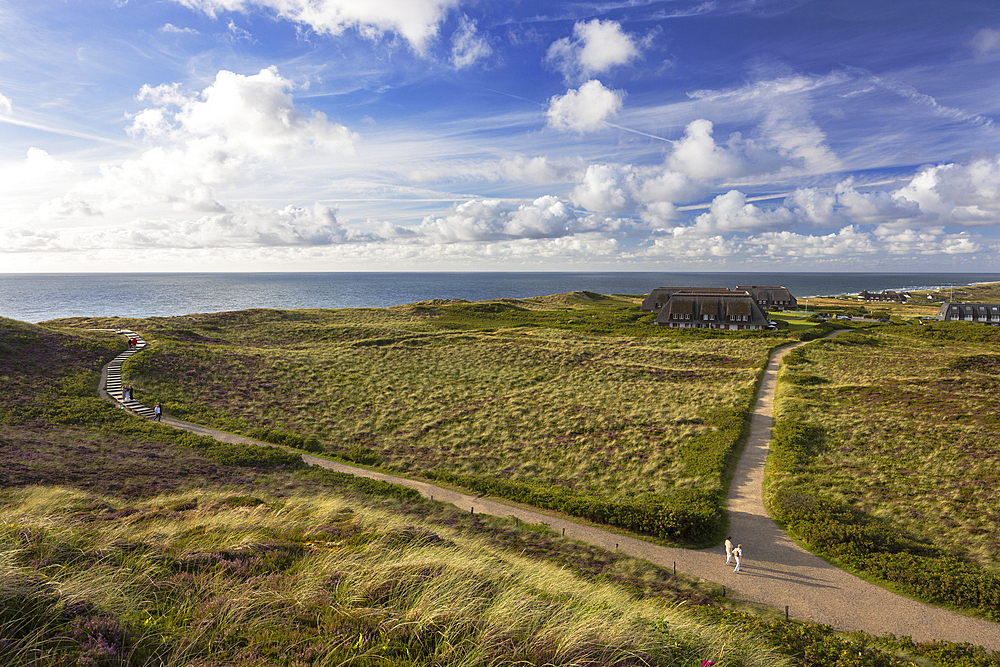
top-left (768, 321), bottom-right (1000, 619)
top-left (2, 314), bottom-right (1000, 664)
top-left (59, 295), bottom-right (790, 544)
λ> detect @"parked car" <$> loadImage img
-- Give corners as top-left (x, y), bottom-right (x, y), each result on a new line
top-left (836, 315), bottom-right (850, 320)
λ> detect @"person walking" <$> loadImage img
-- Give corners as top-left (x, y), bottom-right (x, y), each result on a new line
top-left (153, 402), bottom-right (162, 422)
top-left (733, 544), bottom-right (743, 573)
top-left (725, 536), bottom-right (734, 565)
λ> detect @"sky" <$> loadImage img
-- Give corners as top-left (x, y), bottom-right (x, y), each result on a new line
top-left (1, 0), bottom-right (999, 272)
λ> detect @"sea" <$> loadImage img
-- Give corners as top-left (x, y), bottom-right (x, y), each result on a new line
top-left (1, 272), bottom-right (998, 323)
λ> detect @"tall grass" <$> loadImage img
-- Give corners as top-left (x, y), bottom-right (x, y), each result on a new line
top-left (1, 485), bottom-right (791, 667)
top-left (109, 301), bottom-right (780, 543)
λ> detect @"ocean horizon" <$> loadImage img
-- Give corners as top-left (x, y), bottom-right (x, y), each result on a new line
top-left (2, 271), bottom-right (998, 324)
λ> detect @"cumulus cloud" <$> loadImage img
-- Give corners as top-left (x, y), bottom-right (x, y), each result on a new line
top-left (688, 73), bottom-right (843, 174)
top-left (0, 93), bottom-right (12, 116)
top-left (667, 119), bottom-right (745, 180)
top-left (53, 67), bottom-right (358, 217)
top-left (893, 157), bottom-right (1000, 226)
top-left (499, 155), bottom-right (566, 183)
top-left (546, 80), bottom-right (624, 133)
top-left (130, 67), bottom-right (356, 157)
top-left (173, 0), bottom-right (462, 52)
top-left (29, 66), bottom-right (360, 256)
top-left (570, 164), bottom-right (638, 213)
top-left (547, 19), bottom-right (640, 81)
top-left (450, 15), bottom-right (491, 68)
top-left (6, 202), bottom-right (368, 253)
top-left (415, 196), bottom-right (625, 243)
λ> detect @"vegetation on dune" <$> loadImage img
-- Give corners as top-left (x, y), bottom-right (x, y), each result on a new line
top-left (3, 484), bottom-right (999, 667)
top-left (78, 296), bottom-right (791, 544)
top-left (2, 311), bottom-right (1000, 664)
top-left (768, 322), bottom-right (1000, 621)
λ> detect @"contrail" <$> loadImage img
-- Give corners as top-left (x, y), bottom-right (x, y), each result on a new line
top-left (0, 115), bottom-right (129, 146)
top-left (606, 122), bottom-right (676, 144)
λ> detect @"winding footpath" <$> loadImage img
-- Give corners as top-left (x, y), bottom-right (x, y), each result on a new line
top-left (99, 332), bottom-right (999, 650)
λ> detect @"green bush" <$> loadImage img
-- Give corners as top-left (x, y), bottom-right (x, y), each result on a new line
top-left (423, 470), bottom-right (720, 542)
top-left (345, 446), bottom-right (381, 466)
top-left (175, 432), bottom-right (305, 469)
top-left (308, 468), bottom-right (422, 501)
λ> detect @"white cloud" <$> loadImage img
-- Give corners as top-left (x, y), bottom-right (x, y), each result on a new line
top-left (687, 74), bottom-right (843, 174)
top-left (970, 28), bottom-right (1000, 59)
top-left (415, 195), bottom-right (625, 243)
top-left (0, 93), bottom-right (12, 116)
top-left (499, 155), bottom-right (565, 183)
top-left (893, 157), bottom-right (1000, 226)
top-left (570, 164), bottom-right (637, 213)
top-left (688, 190), bottom-right (797, 234)
top-left (667, 119), bottom-right (744, 180)
top-left (450, 15), bottom-right (491, 68)
top-left (160, 23), bottom-right (200, 35)
top-left (745, 226), bottom-right (878, 258)
top-left (227, 20), bottom-right (253, 42)
top-left (835, 180), bottom-right (921, 225)
top-left (546, 19), bottom-right (640, 81)
top-left (29, 66), bottom-right (359, 255)
top-left (173, 0), bottom-right (462, 52)
top-left (546, 80), bottom-right (624, 133)
top-left (5, 202), bottom-right (365, 252)
top-left (131, 67), bottom-right (356, 158)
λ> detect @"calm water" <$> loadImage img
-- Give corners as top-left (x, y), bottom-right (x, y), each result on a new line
top-left (1, 272), bottom-right (997, 323)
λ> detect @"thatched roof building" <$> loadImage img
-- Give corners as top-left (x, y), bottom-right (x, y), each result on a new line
top-left (736, 285), bottom-right (798, 311)
top-left (641, 287), bottom-right (716, 312)
top-left (653, 289), bottom-right (770, 330)
top-left (936, 302), bottom-right (1000, 324)
top-left (859, 289), bottom-right (909, 303)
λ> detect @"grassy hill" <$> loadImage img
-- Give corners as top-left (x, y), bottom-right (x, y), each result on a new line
top-left (2, 307), bottom-right (998, 665)
top-left (58, 295), bottom-right (791, 545)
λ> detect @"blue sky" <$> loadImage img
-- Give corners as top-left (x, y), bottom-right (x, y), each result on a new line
top-left (1, 0), bottom-right (998, 272)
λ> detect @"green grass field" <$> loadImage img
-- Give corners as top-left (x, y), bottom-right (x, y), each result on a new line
top-left (3, 314), bottom-right (1000, 665)
top-left (769, 322), bottom-right (1000, 620)
top-left (66, 294), bottom-right (789, 544)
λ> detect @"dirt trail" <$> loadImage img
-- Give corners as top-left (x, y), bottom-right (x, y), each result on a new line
top-left (111, 334), bottom-right (999, 649)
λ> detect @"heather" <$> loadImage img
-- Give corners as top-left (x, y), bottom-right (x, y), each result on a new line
top-left (2, 316), bottom-right (1000, 664)
top-left (4, 485), bottom-right (998, 667)
top-left (63, 295), bottom-right (787, 544)
top-left (769, 322), bottom-right (1000, 621)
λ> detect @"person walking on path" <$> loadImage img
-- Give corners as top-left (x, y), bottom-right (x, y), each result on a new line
top-left (153, 402), bottom-right (162, 422)
top-left (725, 536), bottom-right (734, 565)
top-left (733, 544), bottom-right (743, 573)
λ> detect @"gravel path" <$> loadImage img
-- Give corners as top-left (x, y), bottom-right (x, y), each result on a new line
top-left (104, 332), bottom-right (999, 649)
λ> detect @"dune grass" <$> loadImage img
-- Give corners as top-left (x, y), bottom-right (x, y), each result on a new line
top-left (0, 485), bottom-right (788, 667)
top-left (70, 296), bottom-right (789, 543)
top-left (768, 322), bottom-right (1000, 619)
top-left (3, 315), bottom-right (1000, 664)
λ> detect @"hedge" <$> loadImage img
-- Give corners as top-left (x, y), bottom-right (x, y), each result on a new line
top-left (423, 470), bottom-right (720, 542)
top-left (768, 419), bottom-right (1000, 622)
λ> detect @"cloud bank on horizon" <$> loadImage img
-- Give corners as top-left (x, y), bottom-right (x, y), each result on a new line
top-left (0, 0), bottom-right (998, 272)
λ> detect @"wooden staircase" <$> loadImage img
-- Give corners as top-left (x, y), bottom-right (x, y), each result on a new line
top-left (105, 330), bottom-right (157, 419)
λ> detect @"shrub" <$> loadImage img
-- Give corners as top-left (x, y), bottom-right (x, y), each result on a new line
top-left (422, 470), bottom-right (720, 543)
